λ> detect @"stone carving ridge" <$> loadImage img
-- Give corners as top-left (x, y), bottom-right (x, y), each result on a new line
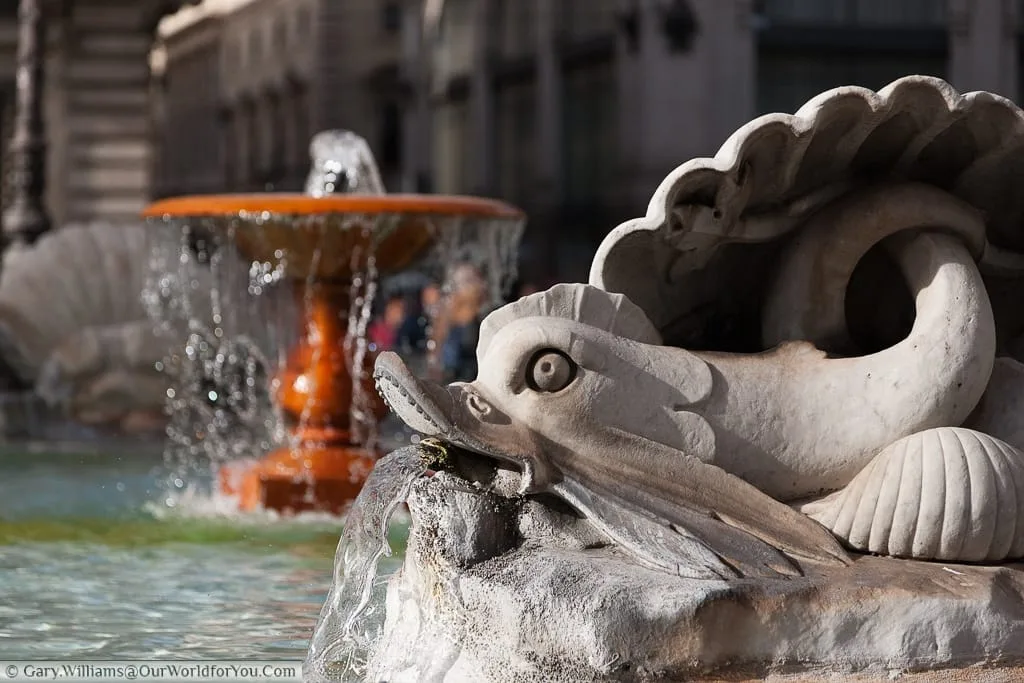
top-left (590, 76), bottom-right (1024, 352)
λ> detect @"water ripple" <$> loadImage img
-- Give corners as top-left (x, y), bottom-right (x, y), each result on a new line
top-left (0, 541), bottom-right (400, 659)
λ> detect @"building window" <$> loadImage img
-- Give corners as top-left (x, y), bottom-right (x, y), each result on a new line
top-left (433, 100), bottom-right (470, 193)
top-left (225, 38), bottom-right (242, 69)
top-left (244, 102), bottom-right (258, 187)
top-left (291, 84), bottom-right (311, 174)
top-left (296, 5), bottom-right (312, 36)
top-left (495, 0), bottom-right (535, 59)
top-left (269, 93), bottom-right (286, 182)
top-left (222, 109), bottom-right (237, 190)
top-left (561, 64), bottom-right (616, 210)
top-left (755, 0), bottom-right (947, 115)
top-left (248, 29), bottom-right (261, 65)
top-left (379, 101), bottom-right (403, 169)
top-left (382, 1), bottom-right (401, 33)
top-left (496, 83), bottom-right (535, 205)
top-left (559, 0), bottom-right (617, 42)
top-left (273, 17), bottom-right (287, 51)
top-left (757, 53), bottom-right (947, 115)
top-left (759, 0), bottom-right (946, 26)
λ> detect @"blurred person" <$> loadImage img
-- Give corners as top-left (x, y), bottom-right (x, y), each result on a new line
top-left (421, 281), bottom-right (442, 318)
top-left (395, 288), bottom-right (429, 354)
top-left (434, 264), bottom-right (488, 383)
top-left (368, 294), bottom-right (405, 351)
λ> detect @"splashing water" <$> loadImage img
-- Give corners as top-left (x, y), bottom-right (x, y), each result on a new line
top-left (143, 220), bottom-right (292, 495)
top-left (303, 131), bottom-right (387, 457)
top-left (306, 131), bottom-right (387, 197)
top-left (344, 243), bottom-right (380, 448)
top-left (142, 130), bottom-right (525, 514)
top-left (304, 443), bottom-right (442, 682)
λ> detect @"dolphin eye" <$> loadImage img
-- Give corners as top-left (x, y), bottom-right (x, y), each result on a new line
top-left (527, 350), bottom-right (576, 393)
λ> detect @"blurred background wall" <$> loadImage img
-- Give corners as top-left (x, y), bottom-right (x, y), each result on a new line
top-left (0, 0), bottom-right (1018, 286)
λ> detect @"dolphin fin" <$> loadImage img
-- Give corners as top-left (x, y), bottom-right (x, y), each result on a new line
top-left (656, 462), bottom-right (850, 570)
top-left (571, 428), bottom-right (851, 574)
top-left (557, 476), bottom-right (817, 580)
top-left (555, 477), bottom-right (742, 580)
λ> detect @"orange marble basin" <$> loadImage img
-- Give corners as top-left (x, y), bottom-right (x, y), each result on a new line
top-left (143, 192), bottom-right (526, 513)
top-left (143, 194), bottom-right (525, 281)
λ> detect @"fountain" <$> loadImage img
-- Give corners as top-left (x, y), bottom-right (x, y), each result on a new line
top-left (141, 131), bottom-right (525, 514)
top-left (0, 221), bottom-right (194, 439)
top-left (308, 77), bottom-right (1024, 681)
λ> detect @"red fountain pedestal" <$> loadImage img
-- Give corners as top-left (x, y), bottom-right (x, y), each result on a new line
top-left (142, 194), bottom-right (524, 514)
top-left (220, 280), bottom-right (387, 514)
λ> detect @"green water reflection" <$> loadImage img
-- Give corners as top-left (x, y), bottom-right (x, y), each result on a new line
top-left (0, 446), bottom-right (406, 659)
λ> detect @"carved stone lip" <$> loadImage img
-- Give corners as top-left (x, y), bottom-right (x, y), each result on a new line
top-left (373, 351), bottom-right (530, 476)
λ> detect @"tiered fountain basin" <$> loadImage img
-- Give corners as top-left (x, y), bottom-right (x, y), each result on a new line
top-left (142, 194), bottom-right (524, 514)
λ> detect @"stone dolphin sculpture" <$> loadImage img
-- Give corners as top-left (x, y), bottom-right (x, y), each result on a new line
top-left (375, 283), bottom-right (854, 581)
top-left (373, 75), bottom-right (1024, 578)
top-left (377, 247), bottom-right (1024, 574)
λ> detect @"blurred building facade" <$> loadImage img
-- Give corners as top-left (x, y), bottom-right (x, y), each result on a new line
top-left (0, 0), bottom-right (194, 228)
top-left (150, 0), bottom-right (1022, 283)
top-left (402, 0), bottom-right (1021, 283)
top-left (151, 0), bottom-right (407, 196)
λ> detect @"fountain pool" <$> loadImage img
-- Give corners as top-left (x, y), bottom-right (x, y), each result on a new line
top-left (0, 131), bottom-right (523, 665)
top-left (0, 442), bottom-right (407, 659)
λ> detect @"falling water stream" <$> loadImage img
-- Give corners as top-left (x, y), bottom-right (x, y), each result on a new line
top-left (135, 131), bottom-right (524, 675)
top-left (143, 131), bottom-right (524, 511)
top-left (303, 444), bottom-right (441, 681)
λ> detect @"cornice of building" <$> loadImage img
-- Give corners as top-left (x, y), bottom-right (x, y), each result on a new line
top-left (157, 0), bottom-right (259, 40)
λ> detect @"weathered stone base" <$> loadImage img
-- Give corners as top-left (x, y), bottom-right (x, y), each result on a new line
top-left (368, 475), bottom-right (1024, 683)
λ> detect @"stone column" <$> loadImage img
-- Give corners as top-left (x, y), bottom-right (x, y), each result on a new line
top-left (468, 0), bottom-right (494, 194)
top-left (4, 0), bottom-right (52, 246)
top-left (948, 0), bottom-right (1019, 100)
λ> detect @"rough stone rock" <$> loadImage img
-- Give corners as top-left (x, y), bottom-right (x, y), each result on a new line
top-left (368, 476), bottom-right (1024, 683)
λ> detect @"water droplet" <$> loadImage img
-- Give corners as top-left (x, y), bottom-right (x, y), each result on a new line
top-left (115, 482), bottom-right (126, 492)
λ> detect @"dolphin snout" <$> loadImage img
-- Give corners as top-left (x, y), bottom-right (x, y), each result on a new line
top-left (373, 352), bottom-right (454, 436)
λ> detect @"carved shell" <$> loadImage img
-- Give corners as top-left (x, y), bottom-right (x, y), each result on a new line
top-left (801, 428), bottom-right (1024, 562)
top-left (590, 76), bottom-right (1024, 352)
top-left (0, 222), bottom-right (218, 384)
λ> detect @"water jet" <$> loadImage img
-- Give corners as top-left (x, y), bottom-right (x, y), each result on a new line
top-left (142, 132), bottom-right (524, 515)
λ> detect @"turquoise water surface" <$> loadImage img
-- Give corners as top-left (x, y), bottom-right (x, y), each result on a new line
top-left (0, 444), bottom-right (406, 659)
